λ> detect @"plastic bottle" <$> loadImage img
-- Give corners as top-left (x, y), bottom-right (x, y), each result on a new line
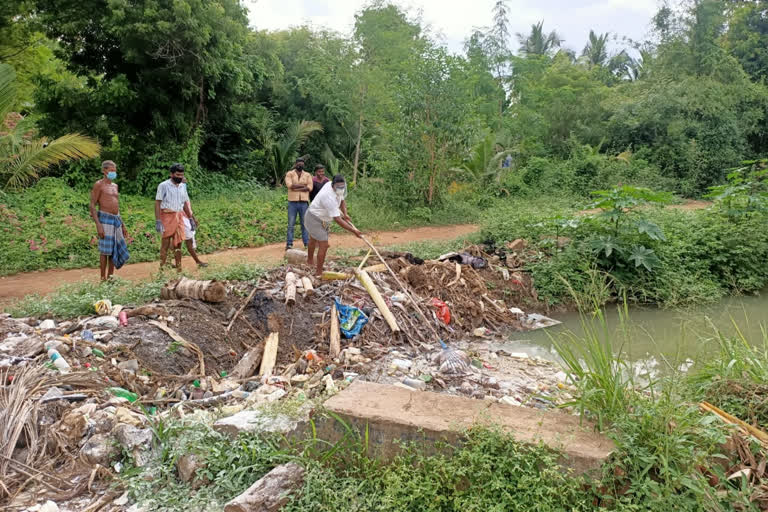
top-left (47, 349), bottom-right (70, 374)
top-left (91, 348), bottom-right (105, 358)
top-left (107, 387), bottom-right (139, 402)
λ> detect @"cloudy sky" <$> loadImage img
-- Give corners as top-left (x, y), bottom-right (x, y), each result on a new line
top-left (243, 0), bottom-right (661, 54)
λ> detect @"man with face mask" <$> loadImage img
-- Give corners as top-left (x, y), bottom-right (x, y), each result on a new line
top-left (90, 160), bottom-right (130, 281)
top-left (284, 158), bottom-right (313, 249)
top-left (155, 163), bottom-right (197, 271)
top-left (306, 175), bottom-right (362, 276)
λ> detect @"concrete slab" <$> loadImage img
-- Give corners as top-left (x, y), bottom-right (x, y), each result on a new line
top-left (320, 380), bottom-right (614, 474)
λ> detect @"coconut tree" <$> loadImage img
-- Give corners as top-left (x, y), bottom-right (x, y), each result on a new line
top-left (516, 21), bottom-right (562, 57)
top-left (0, 65), bottom-right (100, 189)
top-left (581, 30), bottom-right (611, 67)
top-left (268, 120), bottom-right (323, 185)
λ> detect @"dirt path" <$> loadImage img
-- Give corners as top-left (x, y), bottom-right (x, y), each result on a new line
top-left (0, 224), bottom-right (478, 304)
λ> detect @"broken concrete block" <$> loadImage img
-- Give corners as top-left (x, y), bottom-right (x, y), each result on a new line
top-left (213, 410), bottom-right (298, 439)
top-left (38, 319), bottom-right (56, 330)
top-left (320, 381), bottom-right (615, 475)
top-left (80, 433), bottom-right (117, 465)
top-left (114, 424), bottom-right (153, 467)
top-left (223, 462), bottom-right (305, 512)
top-left (177, 453), bottom-right (209, 488)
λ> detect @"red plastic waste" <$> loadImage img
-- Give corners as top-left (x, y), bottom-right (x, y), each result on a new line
top-left (430, 298), bottom-right (451, 325)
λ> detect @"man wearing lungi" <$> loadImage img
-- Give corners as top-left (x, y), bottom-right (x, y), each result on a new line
top-left (154, 163), bottom-right (199, 271)
top-left (89, 160), bottom-right (130, 281)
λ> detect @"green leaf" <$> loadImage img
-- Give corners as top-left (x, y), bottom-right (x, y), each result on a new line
top-left (588, 235), bottom-right (621, 258)
top-left (628, 245), bottom-right (660, 271)
top-left (635, 219), bottom-right (666, 241)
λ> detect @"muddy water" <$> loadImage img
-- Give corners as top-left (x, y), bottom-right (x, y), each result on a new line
top-left (500, 293), bottom-right (768, 365)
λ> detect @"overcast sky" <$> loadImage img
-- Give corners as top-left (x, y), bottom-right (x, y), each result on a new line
top-left (244, 0), bottom-right (661, 55)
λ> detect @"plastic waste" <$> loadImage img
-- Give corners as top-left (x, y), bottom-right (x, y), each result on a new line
top-left (107, 387), bottom-right (139, 402)
top-left (430, 298), bottom-right (451, 324)
top-left (47, 348), bottom-right (70, 374)
top-left (81, 329), bottom-right (95, 341)
top-left (118, 311), bottom-right (128, 327)
top-left (94, 299), bottom-right (113, 316)
top-left (334, 299), bottom-right (369, 338)
top-left (91, 348), bottom-right (105, 358)
top-left (402, 377), bottom-right (427, 391)
top-left (436, 340), bottom-right (471, 375)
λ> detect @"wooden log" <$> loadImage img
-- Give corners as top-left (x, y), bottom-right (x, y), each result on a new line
top-left (224, 463), bottom-right (305, 512)
top-left (285, 272), bottom-right (297, 305)
top-left (301, 277), bottom-right (314, 296)
top-left (231, 341), bottom-right (265, 379)
top-left (329, 302), bottom-right (341, 359)
top-left (161, 277), bottom-right (227, 303)
top-left (259, 332), bottom-right (279, 377)
top-left (125, 304), bottom-right (168, 318)
top-left (354, 269), bottom-right (400, 334)
top-left (362, 263), bottom-right (388, 273)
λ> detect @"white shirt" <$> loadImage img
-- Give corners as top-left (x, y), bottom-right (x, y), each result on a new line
top-left (155, 179), bottom-right (189, 212)
top-left (308, 182), bottom-right (342, 223)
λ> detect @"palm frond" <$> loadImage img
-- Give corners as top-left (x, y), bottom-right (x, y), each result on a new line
top-left (2, 134), bottom-right (100, 189)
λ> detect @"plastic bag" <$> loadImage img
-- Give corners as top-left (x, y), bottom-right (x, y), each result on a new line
top-left (334, 299), bottom-right (369, 338)
top-left (431, 298), bottom-right (451, 324)
top-left (94, 299), bottom-right (112, 316)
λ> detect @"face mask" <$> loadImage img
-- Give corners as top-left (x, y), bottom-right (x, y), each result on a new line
top-left (172, 176), bottom-right (183, 184)
top-left (335, 187), bottom-right (346, 200)
top-left (296, 166), bottom-right (304, 172)
top-left (106, 171), bottom-right (117, 180)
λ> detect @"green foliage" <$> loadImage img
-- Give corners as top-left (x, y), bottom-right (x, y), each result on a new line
top-left (705, 159), bottom-right (768, 217)
top-left (7, 275), bottom-right (165, 318)
top-left (0, 65), bottom-right (100, 189)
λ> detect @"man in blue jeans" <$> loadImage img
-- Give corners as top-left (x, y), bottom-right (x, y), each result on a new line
top-left (284, 158), bottom-right (313, 249)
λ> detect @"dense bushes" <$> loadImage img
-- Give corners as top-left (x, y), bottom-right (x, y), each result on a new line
top-left (481, 193), bottom-right (768, 307)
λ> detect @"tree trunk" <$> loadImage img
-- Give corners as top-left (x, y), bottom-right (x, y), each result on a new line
top-left (161, 277), bottom-right (227, 303)
top-left (352, 113), bottom-right (363, 185)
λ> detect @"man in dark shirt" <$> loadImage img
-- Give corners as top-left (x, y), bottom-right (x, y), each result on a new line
top-left (309, 164), bottom-right (330, 202)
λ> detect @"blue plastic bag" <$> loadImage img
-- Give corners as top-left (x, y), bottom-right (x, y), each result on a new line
top-left (334, 298), bottom-right (369, 339)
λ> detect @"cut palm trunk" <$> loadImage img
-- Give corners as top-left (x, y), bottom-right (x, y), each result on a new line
top-left (231, 341), bottom-right (265, 379)
top-left (259, 332), bottom-right (279, 377)
top-left (285, 272), bottom-right (297, 305)
top-left (329, 302), bottom-right (341, 358)
top-left (301, 277), bottom-right (314, 296)
top-left (354, 269), bottom-right (400, 334)
top-left (161, 277), bottom-right (227, 303)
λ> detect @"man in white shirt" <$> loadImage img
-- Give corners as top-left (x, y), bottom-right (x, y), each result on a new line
top-left (154, 163), bottom-right (198, 271)
top-left (306, 174), bottom-right (362, 276)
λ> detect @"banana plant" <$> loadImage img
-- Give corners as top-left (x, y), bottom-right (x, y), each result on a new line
top-left (0, 65), bottom-right (100, 189)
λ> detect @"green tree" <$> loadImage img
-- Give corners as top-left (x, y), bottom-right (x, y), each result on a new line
top-left (516, 21), bottom-right (562, 57)
top-left (33, 0), bottom-right (255, 176)
top-left (581, 30), bottom-right (610, 67)
top-left (0, 65), bottom-right (100, 189)
top-left (723, 0), bottom-right (768, 82)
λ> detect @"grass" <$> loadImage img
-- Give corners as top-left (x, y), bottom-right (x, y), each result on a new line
top-left (5, 262), bottom-right (268, 317)
top-left (0, 177), bottom-right (487, 276)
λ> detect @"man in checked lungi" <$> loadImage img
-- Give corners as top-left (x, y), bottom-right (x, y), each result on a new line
top-left (154, 163), bottom-right (201, 272)
top-left (89, 160), bottom-right (130, 281)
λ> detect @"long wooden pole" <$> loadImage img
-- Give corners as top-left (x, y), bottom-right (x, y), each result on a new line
top-left (354, 269), bottom-right (400, 334)
top-left (358, 236), bottom-right (439, 343)
top-left (329, 302), bottom-right (341, 359)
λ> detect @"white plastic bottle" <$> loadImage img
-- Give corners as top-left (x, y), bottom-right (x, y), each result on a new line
top-left (48, 348), bottom-right (71, 374)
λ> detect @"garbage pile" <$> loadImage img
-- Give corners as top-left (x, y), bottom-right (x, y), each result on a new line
top-left (0, 248), bottom-right (565, 510)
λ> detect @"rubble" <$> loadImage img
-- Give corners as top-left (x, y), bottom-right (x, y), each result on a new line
top-left (0, 245), bottom-right (569, 510)
top-left (223, 462), bottom-right (305, 512)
